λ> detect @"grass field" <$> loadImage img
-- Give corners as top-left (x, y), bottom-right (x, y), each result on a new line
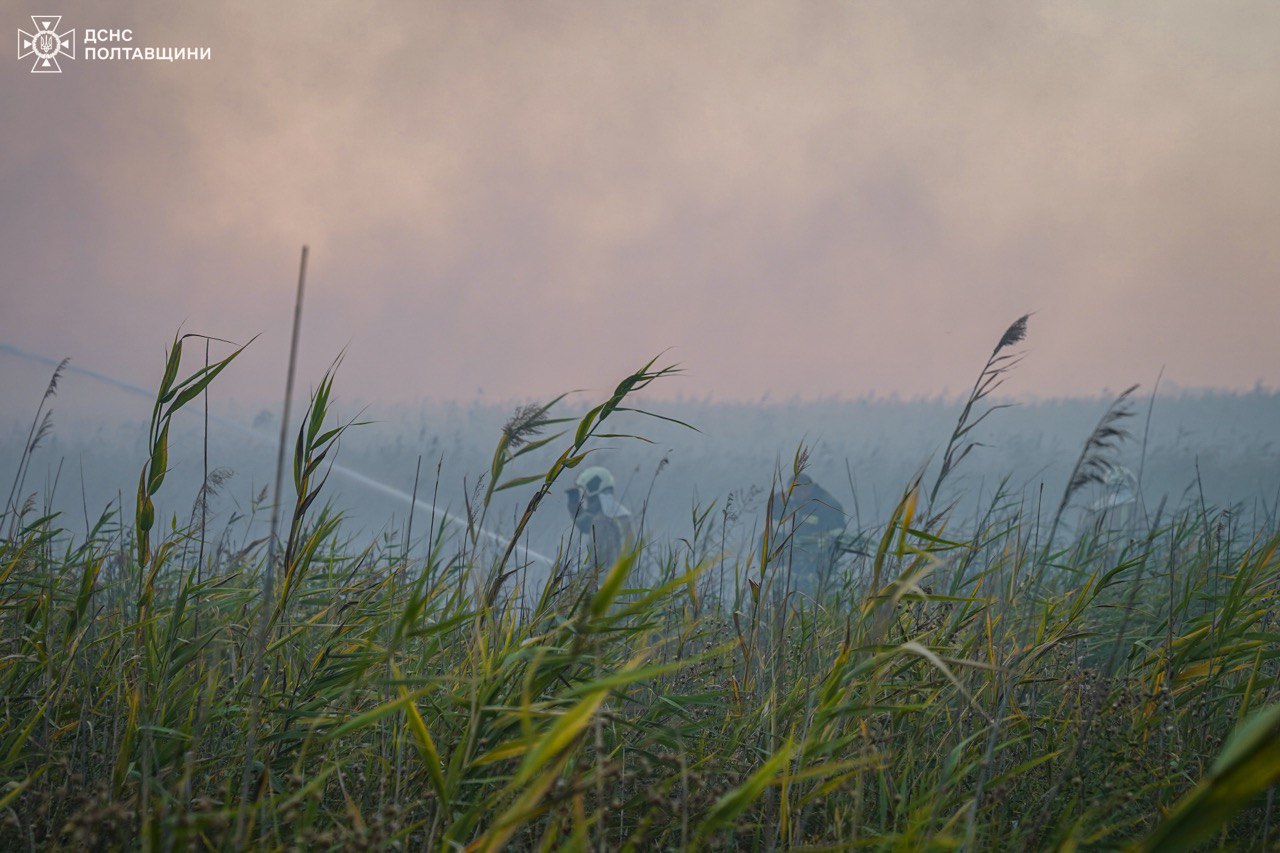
top-left (3, 329), bottom-right (1279, 851)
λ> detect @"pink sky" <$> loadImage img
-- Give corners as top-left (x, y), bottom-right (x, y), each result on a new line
top-left (3, 1), bottom-right (1279, 405)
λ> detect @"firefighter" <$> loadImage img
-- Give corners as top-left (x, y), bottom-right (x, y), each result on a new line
top-left (770, 473), bottom-right (847, 585)
top-left (1086, 464), bottom-right (1138, 532)
top-left (565, 466), bottom-right (635, 569)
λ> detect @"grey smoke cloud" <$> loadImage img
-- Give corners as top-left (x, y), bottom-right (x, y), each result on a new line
top-left (3, 1), bottom-right (1278, 403)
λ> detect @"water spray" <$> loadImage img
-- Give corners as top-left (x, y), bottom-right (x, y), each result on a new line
top-left (0, 341), bottom-right (554, 567)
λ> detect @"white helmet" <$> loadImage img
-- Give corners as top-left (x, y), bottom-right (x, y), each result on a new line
top-left (1091, 464), bottom-right (1137, 511)
top-left (575, 466), bottom-right (615, 497)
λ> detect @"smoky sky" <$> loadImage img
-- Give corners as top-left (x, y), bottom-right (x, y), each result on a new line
top-left (2, 1), bottom-right (1279, 406)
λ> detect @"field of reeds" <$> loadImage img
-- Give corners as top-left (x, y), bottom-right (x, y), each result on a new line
top-left (3, 320), bottom-right (1279, 851)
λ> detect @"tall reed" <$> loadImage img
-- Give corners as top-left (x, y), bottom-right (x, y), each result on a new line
top-left (0, 331), bottom-right (1277, 850)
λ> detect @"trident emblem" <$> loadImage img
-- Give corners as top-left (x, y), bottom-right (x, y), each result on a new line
top-left (18, 16), bottom-right (75, 73)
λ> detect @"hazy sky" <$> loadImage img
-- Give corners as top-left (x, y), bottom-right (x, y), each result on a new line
top-left (3, 1), bottom-right (1278, 405)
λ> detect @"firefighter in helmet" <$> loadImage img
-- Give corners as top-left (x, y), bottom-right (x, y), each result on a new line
top-left (1086, 463), bottom-right (1138, 532)
top-left (565, 466), bottom-right (635, 569)
top-left (770, 473), bottom-right (846, 584)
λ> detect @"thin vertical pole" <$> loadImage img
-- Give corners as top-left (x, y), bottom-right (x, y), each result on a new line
top-left (237, 245), bottom-right (308, 842)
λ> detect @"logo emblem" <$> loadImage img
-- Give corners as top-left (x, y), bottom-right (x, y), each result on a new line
top-left (18, 15), bottom-right (75, 73)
